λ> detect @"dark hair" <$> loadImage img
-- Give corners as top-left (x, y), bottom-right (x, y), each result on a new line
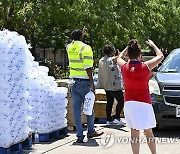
top-left (71, 29), bottom-right (82, 40)
top-left (103, 45), bottom-right (115, 56)
top-left (127, 39), bottom-right (141, 59)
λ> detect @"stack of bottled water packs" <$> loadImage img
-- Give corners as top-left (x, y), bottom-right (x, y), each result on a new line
top-left (0, 30), bottom-right (29, 148)
top-left (0, 30), bottom-right (68, 148)
top-left (27, 62), bottom-right (68, 134)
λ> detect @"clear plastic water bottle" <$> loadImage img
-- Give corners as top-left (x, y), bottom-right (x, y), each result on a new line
top-left (34, 131), bottom-right (39, 143)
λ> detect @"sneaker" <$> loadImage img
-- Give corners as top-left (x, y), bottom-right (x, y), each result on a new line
top-left (87, 131), bottom-right (104, 139)
top-left (106, 121), bottom-right (114, 126)
top-left (112, 119), bottom-right (126, 126)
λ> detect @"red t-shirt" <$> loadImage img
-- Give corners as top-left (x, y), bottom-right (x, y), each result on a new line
top-left (121, 61), bottom-right (152, 104)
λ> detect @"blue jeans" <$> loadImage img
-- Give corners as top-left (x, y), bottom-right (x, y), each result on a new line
top-left (70, 79), bottom-right (95, 140)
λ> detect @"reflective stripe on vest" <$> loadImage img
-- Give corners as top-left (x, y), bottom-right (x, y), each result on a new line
top-left (69, 56), bottom-right (93, 63)
top-left (69, 67), bottom-right (85, 71)
top-left (84, 56), bottom-right (93, 60)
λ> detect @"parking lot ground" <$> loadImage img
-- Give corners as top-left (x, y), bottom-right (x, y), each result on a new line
top-left (23, 119), bottom-right (180, 154)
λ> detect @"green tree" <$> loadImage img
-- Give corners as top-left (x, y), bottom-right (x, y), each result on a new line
top-left (0, 0), bottom-right (179, 63)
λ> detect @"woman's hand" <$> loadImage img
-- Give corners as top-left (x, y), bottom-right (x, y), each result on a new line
top-left (146, 39), bottom-right (156, 48)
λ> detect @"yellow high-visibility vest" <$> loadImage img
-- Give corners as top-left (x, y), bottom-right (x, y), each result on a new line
top-left (67, 41), bottom-right (94, 78)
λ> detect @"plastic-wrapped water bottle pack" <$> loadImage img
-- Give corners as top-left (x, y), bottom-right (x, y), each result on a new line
top-left (27, 75), bottom-right (68, 134)
top-left (0, 30), bottom-right (68, 148)
top-left (0, 30), bottom-right (30, 148)
top-left (26, 53), bottom-right (68, 134)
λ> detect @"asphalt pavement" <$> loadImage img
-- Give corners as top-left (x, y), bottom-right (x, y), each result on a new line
top-left (22, 120), bottom-right (180, 154)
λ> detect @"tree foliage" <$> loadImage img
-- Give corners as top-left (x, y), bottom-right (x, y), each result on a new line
top-left (0, 0), bottom-right (179, 60)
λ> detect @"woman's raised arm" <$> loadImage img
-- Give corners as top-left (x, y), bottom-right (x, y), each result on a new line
top-left (144, 40), bottom-right (164, 70)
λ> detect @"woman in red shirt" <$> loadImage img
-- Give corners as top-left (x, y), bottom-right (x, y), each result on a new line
top-left (117, 39), bottom-right (164, 154)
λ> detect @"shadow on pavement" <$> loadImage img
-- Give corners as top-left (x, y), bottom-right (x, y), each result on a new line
top-left (72, 139), bottom-right (99, 147)
top-left (101, 125), bottom-right (129, 132)
top-left (29, 135), bottom-right (70, 145)
top-left (153, 126), bottom-right (180, 138)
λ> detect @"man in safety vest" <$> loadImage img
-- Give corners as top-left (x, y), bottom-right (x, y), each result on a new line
top-left (67, 28), bottom-right (104, 143)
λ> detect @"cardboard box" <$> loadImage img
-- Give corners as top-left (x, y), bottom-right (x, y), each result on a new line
top-left (55, 79), bottom-right (70, 88)
top-left (94, 100), bottom-right (124, 119)
top-left (94, 101), bottom-right (107, 118)
top-left (94, 110), bottom-right (107, 118)
top-left (95, 93), bottom-right (107, 101)
top-left (67, 112), bottom-right (86, 126)
top-left (95, 89), bottom-right (107, 101)
top-left (95, 89), bottom-right (106, 94)
top-left (94, 101), bottom-right (107, 110)
top-left (67, 99), bottom-right (73, 108)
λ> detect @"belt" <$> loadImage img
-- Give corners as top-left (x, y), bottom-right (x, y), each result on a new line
top-left (73, 78), bottom-right (89, 81)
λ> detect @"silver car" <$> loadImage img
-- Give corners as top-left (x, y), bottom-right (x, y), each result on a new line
top-left (149, 48), bottom-right (180, 128)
